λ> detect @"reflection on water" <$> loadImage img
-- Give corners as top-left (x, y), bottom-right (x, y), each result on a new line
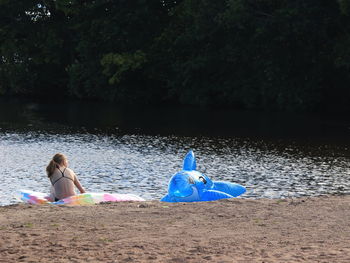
top-left (1, 97), bottom-right (350, 140)
top-left (0, 132), bottom-right (349, 206)
top-left (0, 98), bottom-right (350, 206)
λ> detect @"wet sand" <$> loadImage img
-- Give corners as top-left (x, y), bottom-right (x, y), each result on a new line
top-left (0, 195), bottom-right (349, 263)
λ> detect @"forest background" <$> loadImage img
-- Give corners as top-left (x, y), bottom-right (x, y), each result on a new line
top-left (1, 0), bottom-right (350, 113)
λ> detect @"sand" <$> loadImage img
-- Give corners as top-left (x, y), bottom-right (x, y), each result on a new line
top-left (0, 195), bottom-right (349, 263)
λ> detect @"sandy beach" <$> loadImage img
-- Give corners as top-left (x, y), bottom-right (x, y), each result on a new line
top-left (0, 195), bottom-right (349, 263)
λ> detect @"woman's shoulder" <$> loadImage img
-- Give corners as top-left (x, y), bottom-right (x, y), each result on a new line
top-left (65, 167), bottom-right (75, 174)
top-left (65, 167), bottom-right (76, 177)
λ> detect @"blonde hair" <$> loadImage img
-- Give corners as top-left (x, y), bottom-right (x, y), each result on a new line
top-left (46, 153), bottom-right (67, 177)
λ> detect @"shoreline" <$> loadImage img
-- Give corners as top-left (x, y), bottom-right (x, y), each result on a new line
top-left (1, 195), bottom-right (349, 262)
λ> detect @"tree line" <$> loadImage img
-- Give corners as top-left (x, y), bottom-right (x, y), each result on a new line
top-left (1, 0), bottom-right (350, 112)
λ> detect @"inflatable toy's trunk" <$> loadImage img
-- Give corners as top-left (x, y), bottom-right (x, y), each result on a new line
top-left (161, 150), bottom-right (246, 202)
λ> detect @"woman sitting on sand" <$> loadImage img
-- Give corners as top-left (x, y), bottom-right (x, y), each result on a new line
top-left (46, 153), bottom-right (86, 201)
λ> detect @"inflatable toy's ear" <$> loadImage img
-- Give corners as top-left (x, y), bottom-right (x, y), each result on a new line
top-left (183, 150), bottom-right (196, 171)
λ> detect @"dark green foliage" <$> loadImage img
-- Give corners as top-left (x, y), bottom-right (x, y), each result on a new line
top-left (220, 0), bottom-right (341, 111)
top-left (153, 0), bottom-right (343, 110)
top-left (64, 0), bottom-right (168, 103)
top-left (0, 0), bottom-right (350, 111)
top-left (0, 1), bottom-right (72, 97)
top-left (152, 0), bottom-right (229, 106)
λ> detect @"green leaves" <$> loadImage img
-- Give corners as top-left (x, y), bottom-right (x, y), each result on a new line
top-left (1, 0), bottom-right (350, 111)
top-left (101, 51), bottom-right (147, 85)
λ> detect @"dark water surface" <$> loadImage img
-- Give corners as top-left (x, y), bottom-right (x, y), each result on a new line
top-left (0, 98), bottom-right (349, 205)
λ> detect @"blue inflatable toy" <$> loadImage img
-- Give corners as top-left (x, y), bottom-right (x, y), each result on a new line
top-left (161, 150), bottom-right (246, 202)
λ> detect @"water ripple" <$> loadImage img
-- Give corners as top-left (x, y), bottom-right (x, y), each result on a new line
top-left (0, 132), bottom-right (349, 205)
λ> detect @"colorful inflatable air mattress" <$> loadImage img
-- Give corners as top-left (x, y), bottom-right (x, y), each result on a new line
top-left (17, 189), bottom-right (145, 205)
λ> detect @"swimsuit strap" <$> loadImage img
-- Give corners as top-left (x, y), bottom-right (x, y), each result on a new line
top-left (51, 167), bottom-right (74, 186)
top-left (58, 167), bottom-right (67, 177)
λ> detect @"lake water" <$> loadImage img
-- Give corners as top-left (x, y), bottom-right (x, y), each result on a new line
top-left (0, 98), bottom-right (349, 205)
